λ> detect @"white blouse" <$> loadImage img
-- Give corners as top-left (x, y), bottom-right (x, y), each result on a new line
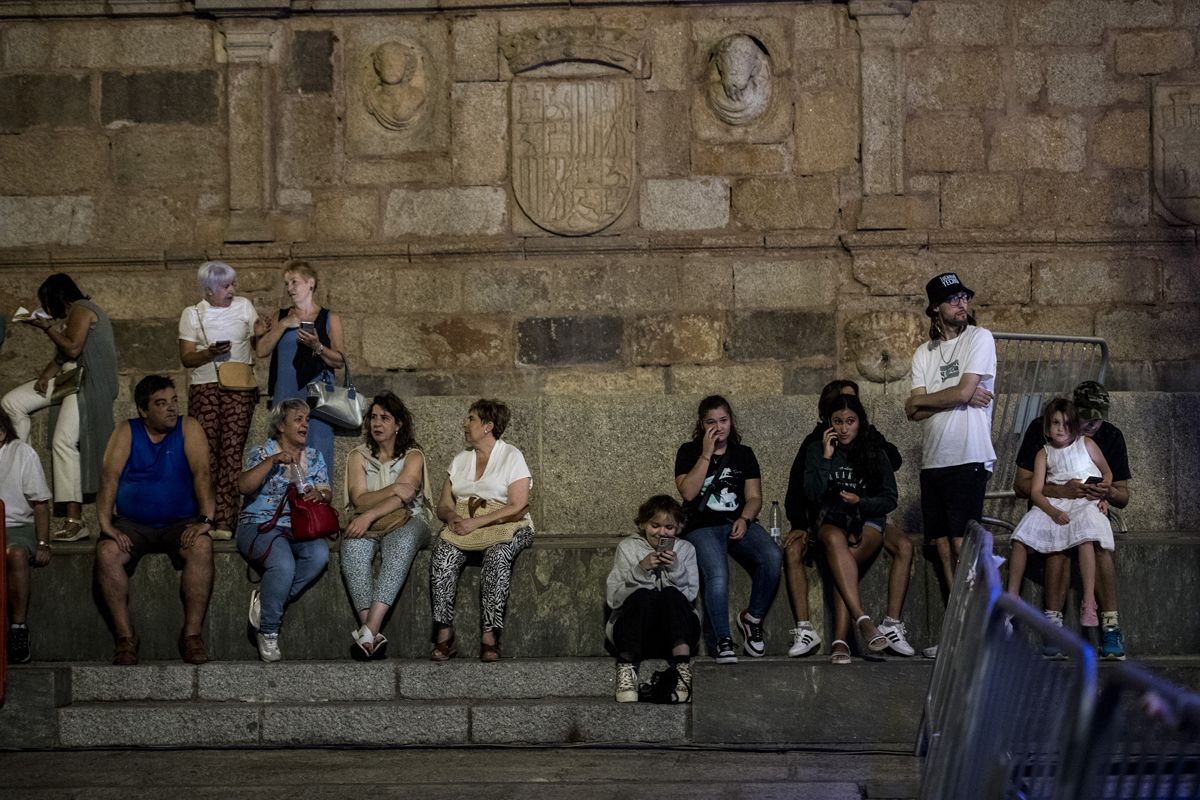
top-left (447, 438), bottom-right (532, 504)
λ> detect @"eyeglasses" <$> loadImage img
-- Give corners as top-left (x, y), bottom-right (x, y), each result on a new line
top-left (944, 292), bottom-right (972, 306)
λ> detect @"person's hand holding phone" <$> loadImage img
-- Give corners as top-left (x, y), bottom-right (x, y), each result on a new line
top-left (822, 427), bottom-right (838, 459)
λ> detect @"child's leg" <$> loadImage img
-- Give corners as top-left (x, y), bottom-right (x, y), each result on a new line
top-left (1078, 541), bottom-right (1098, 626)
top-left (1006, 540), bottom-right (1028, 597)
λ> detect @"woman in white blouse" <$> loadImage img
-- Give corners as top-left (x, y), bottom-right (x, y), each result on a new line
top-left (431, 398), bottom-right (533, 662)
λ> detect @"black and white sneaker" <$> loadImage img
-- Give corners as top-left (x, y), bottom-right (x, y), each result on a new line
top-left (737, 609), bottom-right (766, 657)
top-left (715, 636), bottom-right (738, 664)
top-left (7, 625), bottom-right (31, 664)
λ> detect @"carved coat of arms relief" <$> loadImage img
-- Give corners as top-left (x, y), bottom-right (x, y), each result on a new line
top-left (1154, 84), bottom-right (1200, 225)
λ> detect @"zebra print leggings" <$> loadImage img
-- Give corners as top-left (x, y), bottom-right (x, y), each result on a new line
top-left (430, 526), bottom-right (534, 631)
top-left (340, 514), bottom-right (431, 611)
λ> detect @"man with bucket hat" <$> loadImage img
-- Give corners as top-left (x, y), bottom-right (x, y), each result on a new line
top-left (1013, 381), bottom-right (1130, 659)
top-left (906, 272), bottom-right (997, 658)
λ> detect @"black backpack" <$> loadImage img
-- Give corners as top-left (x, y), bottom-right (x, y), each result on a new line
top-left (639, 666), bottom-right (682, 704)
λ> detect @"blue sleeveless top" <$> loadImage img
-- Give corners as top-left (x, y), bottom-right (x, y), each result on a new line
top-left (116, 418), bottom-right (198, 527)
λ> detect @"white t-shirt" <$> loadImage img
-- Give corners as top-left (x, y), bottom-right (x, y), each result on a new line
top-left (447, 438), bottom-right (533, 505)
top-left (0, 441), bottom-right (52, 527)
top-left (177, 297), bottom-right (258, 385)
top-left (910, 325), bottom-right (997, 471)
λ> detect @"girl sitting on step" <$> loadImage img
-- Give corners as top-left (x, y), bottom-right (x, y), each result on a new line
top-left (1006, 398), bottom-right (1114, 636)
top-left (606, 495), bottom-right (700, 704)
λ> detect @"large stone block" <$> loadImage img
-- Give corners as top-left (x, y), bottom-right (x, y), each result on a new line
top-left (691, 142), bottom-right (791, 176)
top-left (794, 90), bottom-right (858, 174)
top-left (638, 90), bottom-right (690, 177)
top-left (543, 367), bottom-right (665, 395)
top-left (1091, 109), bottom-right (1150, 170)
top-left (1015, 0), bottom-right (1105, 45)
top-left (100, 70), bottom-right (219, 125)
top-left (906, 50), bottom-right (1004, 111)
top-left (1021, 173), bottom-right (1149, 228)
top-left (452, 15), bottom-right (499, 82)
top-left (640, 178), bottom-right (730, 231)
top-left (857, 194), bottom-right (940, 231)
top-left (2, 23), bottom-right (50, 69)
top-left (0, 668), bottom-right (61, 748)
top-left (1103, 0), bottom-right (1175, 29)
top-left (920, 1), bottom-right (1007, 46)
top-left (58, 703), bottom-right (260, 747)
top-left (384, 188), bottom-right (508, 237)
top-left (279, 95), bottom-right (339, 188)
top-left (0, 195), bottom-right (94, 248)
top-left (71, 665), bottom-right (195, 702)
top-left (730, 310), bottom-right (834, 361)
top-left (989, 115), bottom-right (1086, 172)
top-left (1032, 254), bottom-right (1158, 306)
top-left (906, 113), bottom-right (985, 172)
top-left (48, 20), bottom-right (213, 69)
top-left (92, 191), bottom-right (198, 248)
top-left (732, 176), bottom-right (837, 230)
top-left (930, 253), bottom-right (1033, 305)
top-left (262, 703), bottom-right (467, 746)
top-left (113, 127), bottom-right (224, 189)
top-left (983, 305), bottom-right (1094, 337)
top-left (1097, 307), bottom-right (1200, 361)
top-left (0, 131), bottom-right (108, 194)
top-left (1175, 395), bottom-right (1200, 529)
top-left (362, 315), bottom-right (513, 369)
top-left (1044, 50), bottom-right (1141, 108)
top-left (113, 319), bottom-right (183, 370)
top-left (0, 73), bottom-right (91, 131)
top-left (628, 314), bottom-right (725, 365)
top-left (311, 192), bottom-right (379, 242)
top-left (471, 700), bottom-right (688, 745)
top-left (942, 174), bottom-right (1020, 229)
top-left (199, 663), bottom-right (396, 702)
top-left (516, 316), bottom-right (623, 366)
top-left (288, 30), bottom-right (335, 93)
top-left (346, 154), bottom-right (452, 186)
top-left (733, 256), bottom-right (840, 309)
top-left (647, 20), bottom-right (688, 92)
top-left (83, 271), bottom-right (195, 321)
top-left (399, 659), bottom-right (610, 700)
top-left (1116, 31), bottom-right (1195, 76)
top-left (793, 47), bottom-right (858, 91)
top-left (452, 82), bottom-right (507, 185)
top-left (794, 4), bottom-right (845, 49)
top-left (546, 260), bottom-right (676, 314)
top-left (670, 363), bottom-right (785, 396)
top-left (461, 263), bottom-right (549, 314)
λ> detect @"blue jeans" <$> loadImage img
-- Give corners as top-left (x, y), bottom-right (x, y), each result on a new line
top-left (237, 522), bottom-right (329, 634)
top-left (685, 521), bottom-right (782, 639)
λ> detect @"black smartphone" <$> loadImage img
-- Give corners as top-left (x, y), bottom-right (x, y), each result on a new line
top-left (214, 340), bottom-right (230, 348)
top-left (1084, 476), bottom-right (1103, 485)
top-left (656, 537), bottom-right (675, 554)
top-left (299, 321), bottom-right (315, 332)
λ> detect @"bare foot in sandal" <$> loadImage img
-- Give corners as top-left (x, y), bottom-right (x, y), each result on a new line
top-left (831, 639), bottom-right (851, 665)
top-left (856, 615), bottom-right (888, 652)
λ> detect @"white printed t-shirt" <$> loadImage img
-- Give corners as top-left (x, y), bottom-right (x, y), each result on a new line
top-left (0, 440), bottom-right (52, 527)
top-left (447, 438), bottom-right (533, 505)
top-left (910, 325), bottom-right (997, 471)
top-left (177, 297), bottom-right (258, 385)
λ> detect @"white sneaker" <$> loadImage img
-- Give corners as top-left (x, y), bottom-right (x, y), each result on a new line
top-left (257, 632), bottom-right (281, 662)
top-left (878, 617), bottom-right (915, 657)
top-left (675, 662), bottom-right (692, 703)
top-left (922, 644), bottom-right (939, 659)
top-left (248, 589), bottom-right (261, 631)
top-left (615, 663), bottom-right (638, 703)
top-left (788, 621), bottom-right (822, 657)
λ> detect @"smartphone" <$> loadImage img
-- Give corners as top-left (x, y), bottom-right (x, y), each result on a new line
top-left (214, 340), bottom-right (230, 348)
top-left (656, 537), bottom-right (675, 554)
top-left (299, 321), bottom-right (315, 332)
top-left (1084, 476), bottom-right (1103, 485)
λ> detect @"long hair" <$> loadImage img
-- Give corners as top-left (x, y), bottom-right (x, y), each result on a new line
top-left (1041, 397), bottom-right (1081, 444)
top-left (929, 310), bottom-right (979, 342)
top-left (364, 392), bottom-right (419, 458)
top-left (818, 379), bottom-right (860, 422)
top-left (690, 394), bottom-right (741, 447)
top-left (37, 273), bottom-right (87, 319)
top-left (0, 408), bottom-right (18, 449)
top-left (821, 394), bottom-right (887, 491)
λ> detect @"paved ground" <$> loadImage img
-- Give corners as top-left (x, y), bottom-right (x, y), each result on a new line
top-left (0, 746), bottom-right (922, 799)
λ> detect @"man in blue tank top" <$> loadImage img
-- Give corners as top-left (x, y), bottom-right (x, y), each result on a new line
top-left (94, 375), bottom-right (217, 666)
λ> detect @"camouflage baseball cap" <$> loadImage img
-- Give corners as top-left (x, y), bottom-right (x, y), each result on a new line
top-left (1073, 381), bottom-right (1110, 420)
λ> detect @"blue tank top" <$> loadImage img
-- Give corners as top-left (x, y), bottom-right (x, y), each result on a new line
top-left (116, 418), bottom-right (198, 527)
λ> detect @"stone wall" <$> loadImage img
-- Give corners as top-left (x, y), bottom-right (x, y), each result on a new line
top-left (0, 1), bottom-right (1198, 522)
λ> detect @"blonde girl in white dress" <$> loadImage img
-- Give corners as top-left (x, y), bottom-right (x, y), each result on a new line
top-left (1008, 398), bottom-right (1114, 629)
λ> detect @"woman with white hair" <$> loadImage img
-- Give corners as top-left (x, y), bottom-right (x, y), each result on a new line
top-left (178, 261), bottom-right (266, 537)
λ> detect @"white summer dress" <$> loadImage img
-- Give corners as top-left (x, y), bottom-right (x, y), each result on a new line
top-left (1011, 436), bottom-right (1115, 553)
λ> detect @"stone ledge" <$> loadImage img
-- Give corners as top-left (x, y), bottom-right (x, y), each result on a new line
top-left (58, 702), bottom-right (261, 747)
top-left (469, 698), bottom-right (688, 745)
top-left (262, 702), bottom-right (468, 745)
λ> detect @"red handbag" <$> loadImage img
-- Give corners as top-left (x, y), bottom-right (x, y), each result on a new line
top-left (257, 484), bottom-right (340, 541)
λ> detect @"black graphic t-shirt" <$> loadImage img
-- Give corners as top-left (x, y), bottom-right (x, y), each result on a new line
top-left (674, 440), bottom-right (762, 532)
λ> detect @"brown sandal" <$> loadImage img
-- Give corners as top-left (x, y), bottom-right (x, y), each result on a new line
top-left (431, 631), bottom-right (457, 662)
top-left (480, 640), bottom-right (501, 663)
top-left (112, 634), bottom-right (140, 666)
top-left (178, 633), bottom-right (208, 665)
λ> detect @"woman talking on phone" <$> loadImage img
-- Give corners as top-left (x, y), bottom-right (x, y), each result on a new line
top-left (178, 261), bottom-right (267, 537)
top-left (256, 262), bottom-right (346, 472)
top-left (674, 395), bottom-right (781, 664)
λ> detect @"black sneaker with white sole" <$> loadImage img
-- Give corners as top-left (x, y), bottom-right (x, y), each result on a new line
top-left (7, 625), bottom-right (31, 664)
top-left (715, 636), bottom-right (738, 664)
top-left (737, 609), bottom-right (766, 657)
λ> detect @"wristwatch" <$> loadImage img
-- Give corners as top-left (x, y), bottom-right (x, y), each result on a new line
top-left (196, 515), bottom-right (214, 526)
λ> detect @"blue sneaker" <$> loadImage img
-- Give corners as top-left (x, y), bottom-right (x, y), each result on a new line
top-left (1100, 626), bottom-right (1127, 660)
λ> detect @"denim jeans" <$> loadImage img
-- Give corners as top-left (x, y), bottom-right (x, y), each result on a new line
top-left (237, 522), bottom-right (329, 634)
top-left (685, 521), bottom-right (781, 639)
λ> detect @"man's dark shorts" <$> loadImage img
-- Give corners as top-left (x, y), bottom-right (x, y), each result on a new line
top-left (920, 463), bottom-right (990, 543)
top-left (109, 517), bottom-right (197, 575)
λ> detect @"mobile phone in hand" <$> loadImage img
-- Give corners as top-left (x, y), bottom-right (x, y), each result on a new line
top-left (1084, 476), bottom-right (1103, 485)
top-left (214, 340), bottom-right (230, 348)
top-left (299, 321), bottom-right (315, 332)
top-left (656, 537), bottom-right (675, 554)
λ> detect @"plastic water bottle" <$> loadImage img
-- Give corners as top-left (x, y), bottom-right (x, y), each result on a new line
top-left (768, 501), bottom-right (782, 545)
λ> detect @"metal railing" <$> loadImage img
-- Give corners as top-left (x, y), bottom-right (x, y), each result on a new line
top-left (1070, 662), bottom-right (1200, 800)
top-left (985, 333), bottom-right (1110, 531)
top-left (917, 520), bottom-right (1003, 758)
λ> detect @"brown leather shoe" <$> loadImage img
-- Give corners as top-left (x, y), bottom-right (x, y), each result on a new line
top-left (112, 634), bottom-right (139, 666)
top-left (431, 632), bottom-right (457, 662)
top-left (480, 640), bottom-right (501, 663)
top-left (178, 633), bottom-right (209, 665)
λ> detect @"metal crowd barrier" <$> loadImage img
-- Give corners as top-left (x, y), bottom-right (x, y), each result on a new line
top-left (984, 333), bottom-right (1109, 531)
top-left (919, 592), bottom-right (1098, 800)
top-left (1070, 662), bottom-right (1200, 800)
top-left (916, 520), bottom-right (1003, 758)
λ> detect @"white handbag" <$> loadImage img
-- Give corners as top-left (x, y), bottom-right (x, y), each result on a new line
top-left (306, 351), bottom-right (366, 430)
